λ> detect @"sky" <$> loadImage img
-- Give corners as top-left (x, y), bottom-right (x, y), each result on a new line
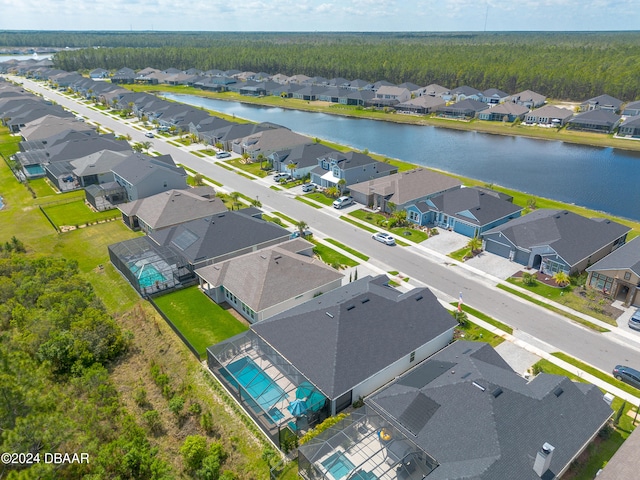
top-left (1, 0), bottom-right (638, 32)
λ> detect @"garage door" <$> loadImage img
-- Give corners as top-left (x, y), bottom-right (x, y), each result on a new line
top-left (485, 239), bottom-right (512, 259)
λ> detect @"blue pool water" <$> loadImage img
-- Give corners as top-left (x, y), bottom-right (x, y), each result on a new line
top-left (321, 452), bottom-right (356, 480)
top-left (128, 262), bottom-right (167, 288)
top-left (225, 357), bottom-right (287, 418)
top-left (24, 164), bottom-right (45, 176)
top-left (0, 196), bottom-right (4, 210)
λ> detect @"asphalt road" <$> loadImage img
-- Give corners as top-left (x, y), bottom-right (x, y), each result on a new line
top-left (17, 77), bottom-right (640, 375)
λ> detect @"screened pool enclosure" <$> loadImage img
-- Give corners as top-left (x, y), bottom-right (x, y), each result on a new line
top-left (207, 330), bottom-right (331, 449)
top-left (298, 408), bottom-right (437, 480)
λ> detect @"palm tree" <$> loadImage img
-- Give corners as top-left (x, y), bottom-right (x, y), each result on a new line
top-left (286, 162), bottom-right (297, 179)
top-left (193, 173), bottom-right (204, 186)
top-left (229, 191), bottom-right (241, 211)
top-left (140, 141), bottom-right (153, 153)
top-left (467, 236), bottom-right (483, 255)
top-left (257, 154), bottom-right (266, 171)
top-left (295, 220), bottom-right (308, 237)
top-left (337, 178), bottom-right (346, 195)
top-left (553, 271), bottom-right (570, 288)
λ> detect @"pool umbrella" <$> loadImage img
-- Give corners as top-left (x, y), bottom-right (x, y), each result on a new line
top-left (288, 398), bottom-right (308, 417)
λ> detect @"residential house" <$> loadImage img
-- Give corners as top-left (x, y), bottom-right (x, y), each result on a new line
top-left (596, 423), bottom-right (640, 479)
top-left (586, 236), bottom-right (640, 306)
top-left (347, 79), bottom-right (373, 90)
top-left (394, 96), bottom-right (445, 115)
top-left (19, 114), bottom-right (94, 141)
top-left (436, 99), bottom-right (488, 119)
top-left (299, 340), bottom-right (612, 480)
top-left (397, 82), bottom-right (426, 97)
top-left (233, 127), bottom-right (310, 160)
top-left (349, 168), bottom-right (461, 212)
top-left (196, 238), bottom-right (344, 323)
top-left (509, 89), bottom-right (546, 108)
top-left (118, 187), bottom-right (226, 233)
top-left (292, 85), bottom-right (326, 101)
top-left (450, 85), bottom-right (482, 101)
top-left (567, 109), bottom-right (621, 133)
top-left (111, 67), bottom-right (136, 84)
top-left (206, 275), bottom-right (457, 447)
top-left (477, 102), bottom-right (529, 122)
top-left (310, 151), bottom-right (397, 189)
top-left (287, 74), bottom-right (312, 85)
top-left (617, 116), bottom-right (640, 137)
top-left (269, 142), bottom-right (338, 179)
top-left (407, 187), bottom-right (524, 238)
top-left (480, 88), bottom-right (510, 104)
top-left (483, 209), bottom-right (630, 275)
top-left (111, 153), bottom-right (188, 201)
top-left (371, 86), bottom-right (411, 107)
top-left (206, 122), bottom-right (281, 152)
top-left (423, 83), bottom-right (450, 98)
top-left (71, 149), bottom-right (131, 188)
top-left (148, 209), bottom-right (292, 270)
top-left (580, 94), bottom-right (623, 113)
top-left (524, 105), bottom-right (574, 126)
top-left (622, 100), bottom-right (640, 116)
top-left (109, 208), bottom-right (291, 295)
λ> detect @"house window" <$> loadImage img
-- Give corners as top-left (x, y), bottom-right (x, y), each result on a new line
top-left (589, 272), bottom-right (613, 293)
top-left (410, 351), bottom-right (416, 362)
top-left (624, 272), bottom-right (631, 281)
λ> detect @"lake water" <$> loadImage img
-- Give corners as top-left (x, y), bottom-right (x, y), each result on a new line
top-left (164, 93), bottom-right (640, 221)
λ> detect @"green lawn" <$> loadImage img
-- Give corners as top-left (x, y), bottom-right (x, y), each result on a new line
top-left (451, 303), bottom-right (514, 334)
top-left (497, 284), bottom-right (610, 332)
top-left (324, 238), bottom-right (369, 261)
top-left (390, 227), bottom-right (429, 243)
top-left (311, 241), bottom-right (358, 269)
top-left (153, 286), bottom-right (249, 358)
top-left (506, 277), bottom-right (619, 326)
top-left (272, 211), bottom-right (297, 225)
top-left (28, 178), bottom-right (57, 197)
top-left (295, 196), bottom-right (322, 209)
top-left (304, 192), bottom-right (335, 206)
top-left (41, 199), bottom-right (120, 228)
top-left (449, 246), bottom-right (472, 262)
top-left (455, 319), bottom-right (505, 347)
top-left (350, 209), bottom-right (386, 226)
top-left (225, 158), bottom-right (269, 178)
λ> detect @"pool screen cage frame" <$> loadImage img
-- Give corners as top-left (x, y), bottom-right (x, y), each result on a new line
top-left (207, 330), bottom-right (331, 449)
top-left (108, 236), bottom-right (190, 296)
top-left (297, 407), bottom-right (437, 480)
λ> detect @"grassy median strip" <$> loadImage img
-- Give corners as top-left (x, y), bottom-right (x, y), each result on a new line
top-left (497, 284), bottom-right (609, 333)
top-left (295, 196), bottom-right (322, 209)
top-left (341, 215), bottom-right (377, 233)
top-left (552, 352), bottom-right (640, 398)
top-left (272, 211), bottom-right (297, 225)
top-left (450, 303), bottom-right (513, 335)
top-left (325, 238), bottom-right (369, 261)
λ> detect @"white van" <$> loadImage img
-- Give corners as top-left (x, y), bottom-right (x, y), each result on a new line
top-left (333, 196), bottom-right (353, 209)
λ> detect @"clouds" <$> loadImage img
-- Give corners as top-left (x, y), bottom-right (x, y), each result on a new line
top-left (0, 0), bottom-right (637, 31)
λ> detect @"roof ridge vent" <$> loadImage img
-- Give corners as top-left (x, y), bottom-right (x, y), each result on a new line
top-left (553, 387), bottom-right (564, 397)
top-left (415, 295), bottom-right (423, 301)
top-left (325, 312), bottom-right (334, 318)
top-left (361, 298), bottom-right (370, 304)
top-left (274, 255), bottom-right (282, 260)
top-left (472, 381), bottom-right (486, 392)
top-left (346, 305), bottom-right (355, 311)
top-left (491, 387), bottom-right (503, 398)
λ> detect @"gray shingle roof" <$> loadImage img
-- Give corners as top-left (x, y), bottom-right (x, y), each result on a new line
top-left (424, 187), bottom-right (523, 227)
top-left (349, 168), bottom-right (461, 205)
top-left (367, 341), bottom-right (613, 480)
top-left (195, 240), bottom-right (343, 313)
top-left (149, 210), bottom-right (291, 265)
top-left (111, 153), bottom-right (184, 184)
top-left (270, 143), bottom-right (337, 169)
top-left (251, 275), bottom-right (457, 399)
top-left (586, 236), bottom-right (640, 276)
top-left (484, 209), bottom-right (630, 267)
top-left (569, 109), bottom-right (621, 127)
top-left (118, 188), bottom-right (227, 231)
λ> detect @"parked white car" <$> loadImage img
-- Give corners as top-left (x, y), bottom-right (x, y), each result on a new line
top-left (332, 196), bottom-right (353, 209)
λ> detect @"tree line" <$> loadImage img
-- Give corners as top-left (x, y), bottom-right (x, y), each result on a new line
top-left (18, 31), bottom-right (638, 101)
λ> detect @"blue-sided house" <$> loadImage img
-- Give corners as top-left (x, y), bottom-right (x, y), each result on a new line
top-left (406, 187), bottom-right (523, 238)
top-left (483, 209), bottom-right (630, 275)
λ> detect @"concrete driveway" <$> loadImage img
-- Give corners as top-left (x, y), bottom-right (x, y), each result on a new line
top-left (420, 228), bottom-right (468, 255)
top-left (464, 251), bottom-right (523, 280)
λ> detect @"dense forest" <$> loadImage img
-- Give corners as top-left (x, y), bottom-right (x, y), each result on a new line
top-left (0, 245), bottom-right (239, 479)
top-left (3, 30), bottom-right (638, 100)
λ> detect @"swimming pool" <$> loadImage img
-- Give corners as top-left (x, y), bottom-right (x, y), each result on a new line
top-left (128, 262), bottom-right (167, 288)
top-left (24, 164), bottom-right (45, 176)
top-left (0, 196), bottom-right (4, 210)
top-left (321, 452), bottom-right (356, 480)
top-left (225, 357), bottom-right (287, 420)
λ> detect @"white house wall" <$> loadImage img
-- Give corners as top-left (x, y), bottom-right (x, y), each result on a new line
top-left (348, 327), bottom-right (455, 412)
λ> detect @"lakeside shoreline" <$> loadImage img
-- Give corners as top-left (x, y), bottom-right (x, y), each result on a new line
top-left (131, 84), bottom-right (640, 154)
